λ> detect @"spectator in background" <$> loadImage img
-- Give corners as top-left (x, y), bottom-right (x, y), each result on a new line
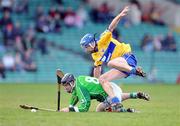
top-left (0, 61), bottom-right (6, 79)
top-left (14, 51), bottom-right (23, 72)
top-left (130, 0), bottom-right (141, 10)
top-left (162, 32), bottom-right (177, 52)
top-left (13, 21), bottom-right (23, 38)
top-left (97, 2), bottom-right (113, 23)
top-left (0, 42), bottom-right (6, 53)
top-left (47, 9), bottom-right (62, 33)
top-left (15, 36), bottom-right (24, 53)
top-left (90, 2), bottom-right (113, 23)
top-left (52, 14), bottom-right (62, 32)
top-left (36, 15), bottom-right (50, 33)
top-left (0, 0), bottom-right (13, 12)
top-left (149, 1), bottom-right (165, 26)
top-left (64, 7), bottom-right (76, 27)
top-left (48, 6), bottom-right (56, 19)
top-left (128, 2), bottom-right (142, 25)
top-left (37, 38), bottom-right (48, 55)
top-left (2, 52), bottom-right (15, 71)
top-left (90, 6), bottom-right (99, 23)
top-left (56, 5), bottom-right (65, 20)
top-left (153, 35), bottom-right (163, 51)
top-left (0, 11), bottom-right (13, 29)
top-left (35, 5), bottom-right (45, 20)
top-left (22, 50), bottom-right (37, 72)
top-left (2, 24), bottom-right (15, 47)
top-left (14, 0), bottom-right (29, 14)
top-left (142, 1), bottom-right (165, 26)
top-left (141, 33), bottom-right (154, 52)
top-left (75, 5), bottom-right (88, 28)
top-left (23, 26), bottom-right (37, 50)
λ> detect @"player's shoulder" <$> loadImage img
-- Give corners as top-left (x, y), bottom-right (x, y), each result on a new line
top-left (100, 29), bottom-right (112, 37)
top-left (76, 75), bottom-right (88, 81)
top-left (77, 75), bottom-right (96, 81)
top-left (77, 75), bottom-right (87, 78)
top-left (75, 76), bottom-right (89, 89)
top-left (101, 29), bottom-right (111, 35)
top-left (75, 76), bottom-right (85, 88)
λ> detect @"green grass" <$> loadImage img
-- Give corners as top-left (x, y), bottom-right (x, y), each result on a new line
top-left (0, 84), bottom-right (180, 126)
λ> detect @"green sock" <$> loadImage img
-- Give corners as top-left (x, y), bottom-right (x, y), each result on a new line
top-left (130, 92), bottom-right (137, 99)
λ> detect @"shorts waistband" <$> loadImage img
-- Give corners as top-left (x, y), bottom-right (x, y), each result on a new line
top-left (124, 52), bottom-right (132, 55)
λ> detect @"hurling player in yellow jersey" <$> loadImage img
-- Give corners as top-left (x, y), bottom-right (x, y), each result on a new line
top-left (80, 6), bottom-right (146, 105)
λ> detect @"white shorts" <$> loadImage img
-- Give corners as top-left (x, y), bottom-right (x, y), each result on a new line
top-left (104, 82), bottom-right (123, 106)
top-left (111, 82), bottom-right (122, 102)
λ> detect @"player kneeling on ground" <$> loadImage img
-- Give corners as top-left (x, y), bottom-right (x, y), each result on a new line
top-left (60, 73), bottom-right (150, 112)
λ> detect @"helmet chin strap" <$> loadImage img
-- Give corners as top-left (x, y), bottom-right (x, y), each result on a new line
top-left (89, 42), bottom-right (98, 53)
top-left (69, 81), bottom-right (75, 93)
top-left (93, 44), bottom-right (98, 52)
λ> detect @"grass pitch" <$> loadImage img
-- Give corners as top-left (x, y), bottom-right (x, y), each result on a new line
top-left (0, 83), bottom-right (180, 126)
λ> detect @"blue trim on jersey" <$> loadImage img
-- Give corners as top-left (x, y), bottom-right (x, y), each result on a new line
top-left (121, 53), bottom-right (137, 77)
top-left (100, 42), bottom-right (116, 63)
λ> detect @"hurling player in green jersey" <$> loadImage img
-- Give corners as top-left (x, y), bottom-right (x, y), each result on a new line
top-left (60, 73), bottom-right (150, 112)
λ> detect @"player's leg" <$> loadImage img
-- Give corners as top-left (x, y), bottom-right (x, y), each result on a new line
top-left (110, 81), bottom-right (150, 101)
top-left (122, 92), bottom-right (150, 101)
top-left (107, 54), bottom-right (146, 77)
top-left (108, 57), bottom-right (132, 72)
top-left (96, 102), bottom-right (106, 112)
top-left (108, 82), bottom-right (127, 112)
top-left (96, 102), bottom-right (136, 113)
top-left (96, 84), bottom-right (140, 113)
top-left (99, 69), bottom-right (127, 98)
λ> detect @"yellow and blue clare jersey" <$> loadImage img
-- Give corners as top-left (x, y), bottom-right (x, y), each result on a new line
top-left (92, 30), bottom-right (131, 66)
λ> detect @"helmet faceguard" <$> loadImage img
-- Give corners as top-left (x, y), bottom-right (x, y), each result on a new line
top-left (80, 33), bottom-right (98, 52)
top-left (61, 73), bottom-right (75, 93)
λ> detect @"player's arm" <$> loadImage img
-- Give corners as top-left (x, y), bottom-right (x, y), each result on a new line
top-left (94, 65), bottom-right (102, 78)
top-left (61, 91), bottom-right (79, 112)
top-left (108, 6), bottom-right (129, 32)
top-left (61, 86), bottom-right (90, 112)
top-left (63, 86), bottom-right (90, 112)
top-left (96, 102), bottom-right (106, 112)
top-left (75, 86), bottom-right (91, 112)
top-left (69, 91), bottom-right (79, 106)
top-left (92, 54), bottom-right (103, 78)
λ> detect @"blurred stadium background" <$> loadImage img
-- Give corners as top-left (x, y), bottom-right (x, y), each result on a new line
top-left (0, 0), bottom-right (180, 84)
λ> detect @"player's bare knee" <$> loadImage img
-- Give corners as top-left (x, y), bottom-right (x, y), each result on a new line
top-left (107, 61), bottom-right (113, 67)
top-left (107, 61), bottom-right (117, 68)
top-left (99, 76), bottom-right (107, 85)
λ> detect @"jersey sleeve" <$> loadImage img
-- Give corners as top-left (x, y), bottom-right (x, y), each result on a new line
top-left (92, 53), bottom-right (103, 66)
top-left (76, 86), bottom-right (91, 112)
top-left (94, 60), bottom-right (103, 67)
top-left (98, 30), bottom-right (112, 47)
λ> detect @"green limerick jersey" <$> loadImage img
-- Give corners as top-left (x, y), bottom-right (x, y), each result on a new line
top-left (69, 76), bottom-right (108, 112)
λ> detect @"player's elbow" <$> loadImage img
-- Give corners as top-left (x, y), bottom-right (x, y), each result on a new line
top-left (80, 103), bottom-right (90, 112)
top-left (108, 26), bottom-right (113, 33)
top-left (83, 108), bottom-right (89, 112)
top-left (80, 108), bottom-right (89, 112)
